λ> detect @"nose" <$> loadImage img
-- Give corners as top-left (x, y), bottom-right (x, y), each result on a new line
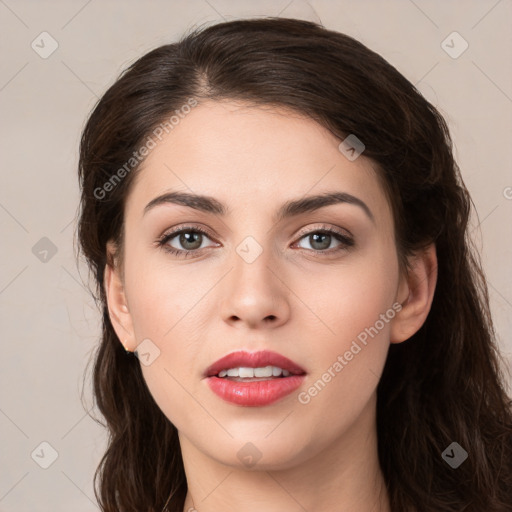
top-left (220, 246), bottom-right (291, 330)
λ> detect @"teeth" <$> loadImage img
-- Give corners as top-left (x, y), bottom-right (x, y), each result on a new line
top-left (254, 366), bottom-right (273, 377)
top-left (217, 366), bottom-right (291, 378)
top-left (239, 367), bottom-right (254, 378)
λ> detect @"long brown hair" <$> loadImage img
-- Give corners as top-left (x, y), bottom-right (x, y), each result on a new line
top-left (76, 17), bottom-right (512, 511)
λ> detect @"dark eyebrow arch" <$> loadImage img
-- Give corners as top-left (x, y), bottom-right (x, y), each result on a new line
top-left (143, 191), bottom-right (375, 224)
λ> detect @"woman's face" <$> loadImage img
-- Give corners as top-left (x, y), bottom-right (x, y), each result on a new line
top-left (109, 99), bottom-right (409, 470)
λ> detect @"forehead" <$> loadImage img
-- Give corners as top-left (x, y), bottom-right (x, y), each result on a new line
top-left (125, 100), bottom-right (390, 225)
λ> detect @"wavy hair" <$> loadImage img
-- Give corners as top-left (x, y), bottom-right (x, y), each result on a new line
top-left (76, 17), bottom-right (512, 511)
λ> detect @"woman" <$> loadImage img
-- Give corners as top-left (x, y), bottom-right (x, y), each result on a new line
top-left (77, 17), bottom-right (512, 512)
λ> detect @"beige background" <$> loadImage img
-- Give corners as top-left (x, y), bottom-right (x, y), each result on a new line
top-left (1, 0), bottom-right (511, 510)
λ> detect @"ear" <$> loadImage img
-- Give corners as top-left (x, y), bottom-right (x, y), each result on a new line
top-left (390, 243), bottom-right (438, 344)
top-left (104, 240), bottom-right (136, 352)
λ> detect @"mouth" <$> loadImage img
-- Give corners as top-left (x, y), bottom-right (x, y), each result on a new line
top-left (204, 350), bottom-right (307, 406)
top-left (204, 349), bottom-right (307, 379)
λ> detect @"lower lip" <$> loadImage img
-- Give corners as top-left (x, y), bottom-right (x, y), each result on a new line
top-left (206, 375), bottom-right (306, 406)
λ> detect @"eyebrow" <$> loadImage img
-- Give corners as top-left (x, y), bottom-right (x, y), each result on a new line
top-left (143, 190), bottom-right (375, 224)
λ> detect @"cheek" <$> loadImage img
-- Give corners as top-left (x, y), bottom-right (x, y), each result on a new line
top-left (297, 247), bottom-right (398, 414)
top-left (123, 254), bottom-right (208, 431)
top-left (297, 302), bottom-right (392, 441)
top-left (298, 244), bottom-right (399, 346)
top-left (123, 251), bottom-right (214, 397)
top-left (124, 252), bottom-right (204, 341)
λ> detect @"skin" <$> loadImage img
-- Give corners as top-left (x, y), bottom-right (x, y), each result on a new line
top-left (104, 99), bottom-right (437, 512)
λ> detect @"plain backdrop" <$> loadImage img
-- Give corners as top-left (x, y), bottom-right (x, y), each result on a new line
top-left (1, 0), bottom-right (511, 510)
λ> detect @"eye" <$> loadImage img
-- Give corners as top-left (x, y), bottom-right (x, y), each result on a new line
top-left (294, 225), bottom-right (354, 254)
top-left (157, 225), bottom-right (218, 258)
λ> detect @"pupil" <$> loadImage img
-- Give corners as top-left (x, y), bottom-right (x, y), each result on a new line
top-left (181, 232), bottom-right (202, 250)
top-left (311, 233), bottom-right (330, 250)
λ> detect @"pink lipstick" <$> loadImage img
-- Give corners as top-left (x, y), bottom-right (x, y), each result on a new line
top-left (204, 350), bottom-right (307, 407)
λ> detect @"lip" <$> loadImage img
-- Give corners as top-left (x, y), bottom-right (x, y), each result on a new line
top-left (204, 349), bottom-right (306, 378)
top-left (206, 375), bottom-right (306, 406)
top-left (204, 350), bottom-right (307, 407)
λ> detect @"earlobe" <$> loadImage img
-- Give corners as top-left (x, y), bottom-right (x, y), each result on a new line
top-left (104, 242), bottom-right (136, 352)
top-left (390, 244), bottom-right (438, 344)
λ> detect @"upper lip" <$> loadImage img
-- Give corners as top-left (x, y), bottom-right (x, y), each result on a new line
top-left (204, 350), bottom-right (307, 377)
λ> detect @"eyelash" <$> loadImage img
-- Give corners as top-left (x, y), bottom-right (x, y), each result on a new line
top-left (156, 224), bottom-right (354, 259)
